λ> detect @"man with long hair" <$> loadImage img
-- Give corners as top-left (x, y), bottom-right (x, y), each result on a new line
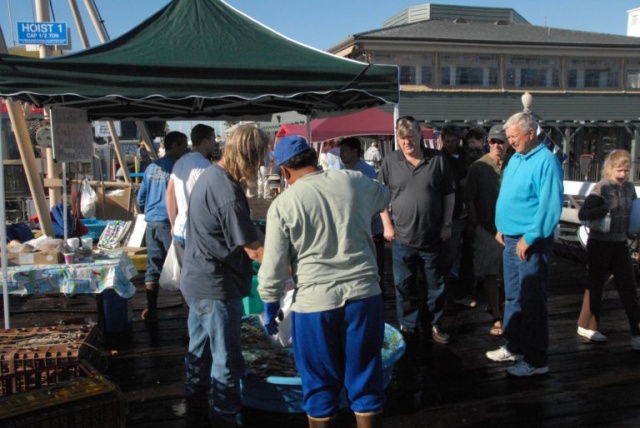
top-left (180, 125), bottom-right (267, 426)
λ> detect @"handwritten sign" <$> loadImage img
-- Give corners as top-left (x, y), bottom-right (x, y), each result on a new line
top-left (50, 107), bottom-right (94, 162)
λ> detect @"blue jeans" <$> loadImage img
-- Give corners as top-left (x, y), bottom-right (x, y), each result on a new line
top-left (292, 295), bottom-right (385, 417)
top-left (144, 221), bottom-right (172, 284)
top-left (392, 240), bottom-right (446, 330)
top-left (184, 297), bottom-right (244, 415)
top-left (502, 235), bottom-right (553, 368)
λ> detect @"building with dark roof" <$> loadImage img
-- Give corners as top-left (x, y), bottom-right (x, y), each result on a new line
top-left (325, 4), bottom-right (640, 181)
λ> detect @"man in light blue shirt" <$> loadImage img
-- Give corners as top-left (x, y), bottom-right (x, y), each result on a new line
top-left (486, 112), bottom-right (564, 377)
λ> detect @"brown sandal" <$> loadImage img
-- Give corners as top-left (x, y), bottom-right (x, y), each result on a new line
top-left (141, 308), bottom-right (158, 323)
top-left (490, 321), bottom-right (503, 336)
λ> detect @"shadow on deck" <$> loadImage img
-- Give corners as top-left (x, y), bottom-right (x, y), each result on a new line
top-left (2, 196), bottom-right (640, 426)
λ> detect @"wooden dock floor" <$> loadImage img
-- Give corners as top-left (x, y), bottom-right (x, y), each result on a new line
top-left (3, 197), bottom-right (640, 426)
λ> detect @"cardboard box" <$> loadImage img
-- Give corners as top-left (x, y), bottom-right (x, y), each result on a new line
top-left (114, 246), bottom-right (147, 255)
top-left (6, 250), bottom-right (65, 266)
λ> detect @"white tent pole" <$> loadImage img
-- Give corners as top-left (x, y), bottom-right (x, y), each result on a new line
top-left (393, 104), bottom-right (399, 151)
top-left (1, 91), bottom-right (10, 329)
top-left (306, 113), bottom-right (312, 144)
top-left (68, 0), bottom-right (90, 48)
top-left (62, 163), bottom-right (68, 240)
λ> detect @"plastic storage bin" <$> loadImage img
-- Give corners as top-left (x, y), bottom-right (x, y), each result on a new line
top-left (242, 276), bottom-right (263, 315)
top-left (80, 219), bottom-right (109, 242)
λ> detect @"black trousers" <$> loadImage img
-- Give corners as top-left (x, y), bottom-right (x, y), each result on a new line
top-left (587, 238), bottom-right (640, 334)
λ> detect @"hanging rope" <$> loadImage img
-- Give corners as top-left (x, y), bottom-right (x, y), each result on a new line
top-left (48, 0), bottom-right (56, 22)
top-left (90, 0), bottom-right (110, 40)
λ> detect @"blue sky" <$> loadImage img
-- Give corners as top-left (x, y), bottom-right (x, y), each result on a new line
top-left (1, 0), bottom-right (639, 52)
top-left (2, 1), bottom-right (639, 135)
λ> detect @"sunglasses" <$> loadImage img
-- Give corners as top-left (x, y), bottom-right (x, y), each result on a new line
top-left (489, 139), bottom-right (505, 145)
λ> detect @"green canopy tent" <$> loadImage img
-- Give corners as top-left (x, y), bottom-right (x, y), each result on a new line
top-left (0, 0), bottom-right (398, 120)
top-left (0, 0), bottom-right (399, 327)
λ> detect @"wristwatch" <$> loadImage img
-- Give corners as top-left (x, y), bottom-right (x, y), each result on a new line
top-left (443, 222), bottom-right (452, 228)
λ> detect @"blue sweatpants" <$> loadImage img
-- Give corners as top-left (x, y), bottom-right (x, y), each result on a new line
top-left (291, 294), bottom-right (385, 417)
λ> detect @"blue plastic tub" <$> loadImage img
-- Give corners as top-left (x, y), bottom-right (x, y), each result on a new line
top-left (80, 219), bottom-right (108, 242)
top-left (241, 322), bottom-right (405, 413)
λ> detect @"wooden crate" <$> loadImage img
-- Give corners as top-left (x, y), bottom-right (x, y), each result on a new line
top-left (0, 324), bottom-right (101, 394)
top-left (0, 372), bottom-right (126, 427)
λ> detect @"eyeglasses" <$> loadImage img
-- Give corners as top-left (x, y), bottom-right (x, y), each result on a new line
top-left (396, 115), bottom-right (417, 125)
top-left (489, 139), bottom-right (504, 145)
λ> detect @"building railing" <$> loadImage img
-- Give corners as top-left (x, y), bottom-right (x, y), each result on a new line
top-left (562, 162), bottom-right (600, 182)
top-left (563, 161), bottom-right (640, 184)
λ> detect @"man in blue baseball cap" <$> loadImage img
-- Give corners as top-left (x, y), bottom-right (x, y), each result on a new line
top-left (258, 135), bottom-right (391, 427)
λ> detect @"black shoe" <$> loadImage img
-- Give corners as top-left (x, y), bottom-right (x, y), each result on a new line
top-left (211, 411), bottom-right (243, 427)
top-left (431, 325), bottom-right (450, 344)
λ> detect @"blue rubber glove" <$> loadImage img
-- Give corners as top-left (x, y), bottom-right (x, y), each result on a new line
top-left (263, 301), bottom-right (281, 335)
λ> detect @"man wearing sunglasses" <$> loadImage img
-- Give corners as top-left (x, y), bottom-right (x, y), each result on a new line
top-left (465, 124), bottom-right (510, 338)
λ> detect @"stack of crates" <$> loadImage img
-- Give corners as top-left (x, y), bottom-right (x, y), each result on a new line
top-left (0, 324), bottom-right (126, 426)
top-left (0, 324), bottom-right (100, 396)
top-left (0, 371), bottom-right (126, 427)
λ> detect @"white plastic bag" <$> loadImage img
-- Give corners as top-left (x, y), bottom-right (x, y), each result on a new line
top-left (80, 178), bottom-right (97, 218)
top-left (259, 278), bottom-right (295, 347)
top-left (159, 243), bottom-right (180, 291)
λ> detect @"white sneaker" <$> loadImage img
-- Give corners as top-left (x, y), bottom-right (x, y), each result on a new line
top-left (632, 335), bottom-right (640, 351)
top-left (506, 361), bottom-right (549, 377)
top-left (577, 326), bottom-right (607, 342)
top-left (486, 346), bottom-right (523, 362)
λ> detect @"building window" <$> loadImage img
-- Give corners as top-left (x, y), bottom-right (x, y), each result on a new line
top-left (626, 59), bottom-right (640, 89)
top-left (505, 56), bottom-right (560, 88)
top-left (371, 53), bottom-right (433, 85)
top-left (567, 58), bottom-right (619, 88)
top-left (440, 54), bottom-right (499, 87)
top-left (400, 66), bottom-right (416, 84)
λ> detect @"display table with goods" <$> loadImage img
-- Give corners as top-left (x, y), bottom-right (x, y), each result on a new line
top-left (1, 250), bottom-right (137, 298)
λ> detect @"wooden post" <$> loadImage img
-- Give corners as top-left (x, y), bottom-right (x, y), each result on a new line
top-left (0, 25), bottom-right (54, 236)
top-left (6, 101), bottom-right (54, 236)
top-left (108, 122), bottom-right (141, 214)
top-left (36, 0), bottom-right (61, 207)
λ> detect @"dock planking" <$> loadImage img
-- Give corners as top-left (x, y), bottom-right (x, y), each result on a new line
top-left (2, 196), bottom-right (640, 426)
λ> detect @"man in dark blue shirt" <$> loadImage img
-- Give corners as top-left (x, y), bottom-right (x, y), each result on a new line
top-left (137, 131), bottom-right (188, 323)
